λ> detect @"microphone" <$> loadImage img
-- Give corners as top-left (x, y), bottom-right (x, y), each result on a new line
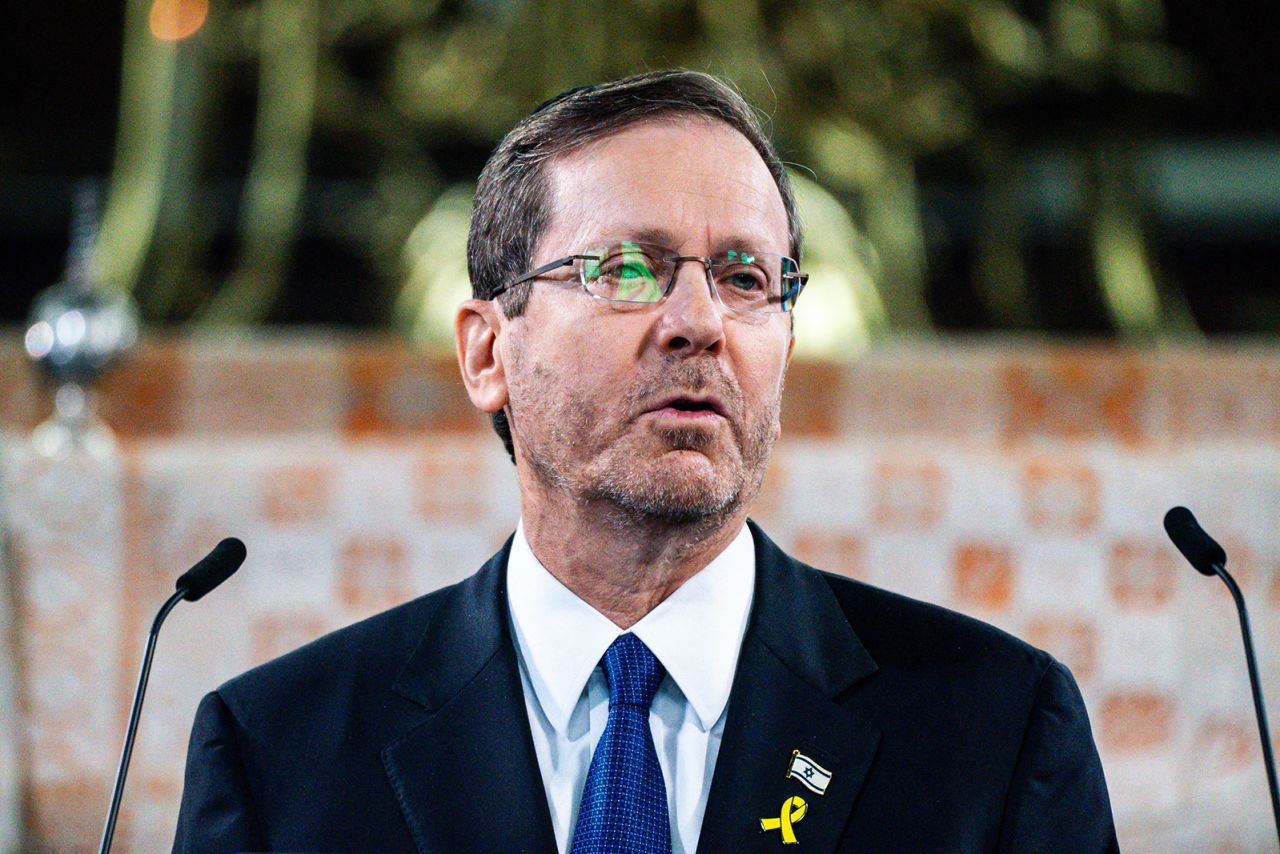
top-left (175, 536), bottom-right (247, 601)
top-left (1163, 506), bottom-right (1227, 576)
top-left (98, 538), bottom-right (247, 854)
top-left (1163, 507), bottom-right (1279, 844)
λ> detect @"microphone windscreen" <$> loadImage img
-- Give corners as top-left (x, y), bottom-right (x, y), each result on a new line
top-left (176, 538), bottom-right (247, 601)
top-left (1163, 506), bottom-right (1227, 576)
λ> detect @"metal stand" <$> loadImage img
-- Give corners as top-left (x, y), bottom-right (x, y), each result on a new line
top-left (98, 588), bottom-right (186, 854)
top-left (1212, 562), bottom-right (1280, 847)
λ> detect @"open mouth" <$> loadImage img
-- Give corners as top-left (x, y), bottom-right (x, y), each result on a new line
top-left (668, 399), bottom-right (715, 412)
top-left (650, 396), bottom-right (725, 419)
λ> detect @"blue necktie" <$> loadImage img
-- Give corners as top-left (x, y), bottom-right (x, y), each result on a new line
top-left (570, 633), bottom-right (672, 854)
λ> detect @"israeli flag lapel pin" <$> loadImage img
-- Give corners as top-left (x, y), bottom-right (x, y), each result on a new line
top-left (786, 749), bottom-right (832, 795)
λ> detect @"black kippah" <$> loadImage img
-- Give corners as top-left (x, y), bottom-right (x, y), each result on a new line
top-left (529, 83), bottom-right (600, 116)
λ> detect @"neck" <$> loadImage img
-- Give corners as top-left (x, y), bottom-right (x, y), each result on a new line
top-left (519, 489), bottom-right (749, 630)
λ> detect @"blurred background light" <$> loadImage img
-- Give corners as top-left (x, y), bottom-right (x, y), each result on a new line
top-left (23, 321), bottom-right (54, 360)
top-left (399, 184), bottom-right (474, 351)
top-left (148, 0), bottom-right (208, 42)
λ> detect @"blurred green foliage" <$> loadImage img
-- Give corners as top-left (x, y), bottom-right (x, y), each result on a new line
top-left (98, 0), bottom-right (1199, 351)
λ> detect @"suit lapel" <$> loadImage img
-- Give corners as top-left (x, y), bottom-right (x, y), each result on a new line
top-left (697, 522), bottom-right (882, 854)
top-left (382, 541), bottom-right (557, 853)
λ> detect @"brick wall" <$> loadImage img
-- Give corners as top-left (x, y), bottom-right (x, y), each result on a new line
top-left (1, 336), bottom-right (1277, 852)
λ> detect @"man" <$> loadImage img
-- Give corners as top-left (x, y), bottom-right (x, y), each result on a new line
top-left (174, 71), bottom-right (1117, 852)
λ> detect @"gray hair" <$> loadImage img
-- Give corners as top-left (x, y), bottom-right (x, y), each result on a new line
top-left (466, 70), bottom-right (802, 462)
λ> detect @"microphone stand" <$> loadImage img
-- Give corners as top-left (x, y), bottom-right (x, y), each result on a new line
top-left (1209, 560), bottom-right (1280, 844)
top-left (96, 536), bottom-right (244, 853)
top-left (98, 587), bottom-right (187, 854)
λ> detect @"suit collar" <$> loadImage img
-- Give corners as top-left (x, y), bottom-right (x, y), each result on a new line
top-left (697, 521), bottom-right (881, 853)
top-left (390, 540), bottom-right (510, 711)
top-left (393, 521), bottom-right (878, 708)
top-left (744, 520), bottom-right (877, 699)
top-left (384, 536), bottom-right (558, 853)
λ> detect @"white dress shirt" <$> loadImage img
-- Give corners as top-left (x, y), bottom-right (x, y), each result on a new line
top-left (506, 521), bottom-right (756, 854)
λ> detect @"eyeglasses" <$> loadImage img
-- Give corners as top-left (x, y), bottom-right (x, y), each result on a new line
top-left (491, 240), bottom-right (807, 315)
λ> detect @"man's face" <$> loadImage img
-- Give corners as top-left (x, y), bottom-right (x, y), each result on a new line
top-left (501, 117), bottom-right (794, 523)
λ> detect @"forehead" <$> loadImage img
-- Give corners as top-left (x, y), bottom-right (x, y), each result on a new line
top-left (539, 117), bottom-right (790, 257)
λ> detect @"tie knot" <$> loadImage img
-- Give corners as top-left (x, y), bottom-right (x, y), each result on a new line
top-left (600, 633), bottom-right (665, 709)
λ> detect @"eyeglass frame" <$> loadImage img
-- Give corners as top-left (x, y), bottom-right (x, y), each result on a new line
top-left (488, 243), bottom-right (809, 315)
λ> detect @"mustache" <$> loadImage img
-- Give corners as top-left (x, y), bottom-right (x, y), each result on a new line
top-left (623, 359), bottom-right (742, 421)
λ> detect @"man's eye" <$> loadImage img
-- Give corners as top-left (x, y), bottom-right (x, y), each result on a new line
top-left (723, 269), bottom-right (766, 291)
top-left (618, 262), bottom-right (652, 279)
top-left (602, 256), bottom-right (656, 278)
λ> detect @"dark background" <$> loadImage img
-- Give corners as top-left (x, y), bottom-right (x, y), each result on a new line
top-left (1, 0), bottom-right (1276, 335)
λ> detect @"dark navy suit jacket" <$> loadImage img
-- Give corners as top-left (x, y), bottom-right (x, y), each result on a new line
top-left (173, 522), bottom-right (1118, 852)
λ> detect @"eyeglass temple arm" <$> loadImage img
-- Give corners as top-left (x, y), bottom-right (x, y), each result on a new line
top-left (491, 255), bottom-right (598, 298)
top-left (775, 272), bottom-right (807, 312)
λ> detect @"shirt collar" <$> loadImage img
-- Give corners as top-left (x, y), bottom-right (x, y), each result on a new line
top-left (506, 521), bottom-right (755, 734)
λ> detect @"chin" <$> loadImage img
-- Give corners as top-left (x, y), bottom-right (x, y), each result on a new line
top-left (594, 452), bottom-right (744, 524)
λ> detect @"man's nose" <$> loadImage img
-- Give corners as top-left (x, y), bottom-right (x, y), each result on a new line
top-left (656, 261), bottom-right (726, 356)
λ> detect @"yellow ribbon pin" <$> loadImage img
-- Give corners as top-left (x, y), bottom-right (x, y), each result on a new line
top-left (759, 795), bottom-right (808, 844)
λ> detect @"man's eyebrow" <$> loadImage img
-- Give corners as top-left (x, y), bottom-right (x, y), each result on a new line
top-left (713, 234), bottom-right (780, 254)
top-left (599, 227), bottom-right (780, 253)
top-left (628, 226), bottom-right (679, 247)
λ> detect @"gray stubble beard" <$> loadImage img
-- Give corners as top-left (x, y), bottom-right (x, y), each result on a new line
top-left (590, 409), bottom-right (778, 526)
top-left (513, 357), bottom-right (783, 529)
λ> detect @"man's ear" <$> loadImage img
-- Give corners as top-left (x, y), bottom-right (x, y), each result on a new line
top-left (455, 299), bottom-right (508, 414)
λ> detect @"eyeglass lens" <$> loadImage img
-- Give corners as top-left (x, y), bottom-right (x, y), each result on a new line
top-left (581, 241), bottom-right (795, 313)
